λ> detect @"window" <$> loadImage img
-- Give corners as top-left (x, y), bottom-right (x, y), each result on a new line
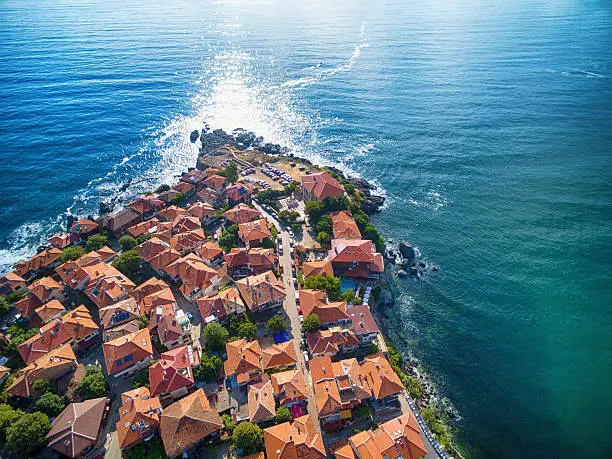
top-left (116, 359), bottom-right (122, 366)
top-left (124, 354), bottom-right (134, 363)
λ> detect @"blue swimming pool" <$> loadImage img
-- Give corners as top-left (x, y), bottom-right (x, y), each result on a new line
top-left (340, 279), bottom-right (356, 294)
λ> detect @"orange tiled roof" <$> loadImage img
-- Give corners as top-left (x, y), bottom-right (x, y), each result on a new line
top-left (330, 210), bottom-right (362, 239)
top-left (187, 201), bottom-right (215, 219)
top-left (160, 388), bottom-right (222, 457)
top-left (264, 414), bottom-right (326, 459)
top-left (301, 171), bottom-right (345, 200)
top-left (302, 260), bottom-right (333, 279)
top-left (271, 370), bottom-right (308, 405)
top-left (223, 203), bottom-right (261, 224)
top-left (299, 289), bottom-right (348, 325)
top-left (34, 298), bottom-right (66, 323)
top-left (360, 354), bottom-right (405, 399)
top-left (127, 218), bottom-right (159, 238)
top-left (172, 215), bottom-right (202, 234)
top-left (306, 327), bottom-right (359, 356)
top-left (235, 271), bottom-right (285, 312)
top-left (83, 263), bottom-right (136, 307)
top-left (170, 228), bottom-right (206, 253)
top-left (29, 276), bottom-right (63, 303)
top-left (103, 328), bottom-right (153, 375)
top-left (99, 297), bottom-right (142, 330)
top-left (149, 345), bottom-right (197, 397)
top-left (15, 293), bottom-right (42, 318)
top-left (224, 339), bottom-right (262, 385)
top-left (0, 271), bottom-right (26, 291)
top-left (238, 219), bottom-right (272, 243)
top-left (131, 278), bottom-right (176, 315)
top-left (328, 239), bottom-right (384, 273)
top-left (224, 247), bottom-right (276, 271)
top-left (226, 183), bottom-right (252, 202)
top-left (14, 247), bottom-right (62, 277)
top-left (158, 205), bottom-right (188, 222)
top-left (71, 218), bottom-right (99, 235)
top-left (262, 340), bottom-right (298, 370)
top-left (203, 174), bottom-right (226, 190)
top-left (248, 376), bottom-right (276, 423)
top-left (197, 241), bottom-right (224, 262)
top-left (196, 294), bottom-right (227, 321)
top-left (117, 387), bottom-right (162, 450)
top-left (172, 181), bottom-right (194, 194)
top-left (164, 252), bottom-right (222, 298)
top-left (349, 305), bottom-right (380, 336)
top-left (48, 232), bottom-right (79, 249)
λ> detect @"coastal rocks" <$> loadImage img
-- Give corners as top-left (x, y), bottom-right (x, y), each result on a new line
top-left (99, 202), bottom-right (113, 216)
top-left (232, 128), bottom-right (256, 147)
top-left (399, 241), bottom-right (416, 263)
top-left (190, 130), bottom-right (199, 143)
top-left (397, 270), bottom-right (408, 278)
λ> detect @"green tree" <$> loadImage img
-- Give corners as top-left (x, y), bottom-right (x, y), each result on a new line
top-left (119, 235), bottom-right (138, 251)
top-left (265, 315), bottom-right (287, 334)
top-left (136, 232), bottom-right (152, 244)
top-left (0, 405), bottom-right (22, 442)
top-left (132, 369), bottom-right (150, 389)
top-left (0, 297), bottom-right (10, 316)
top-left (6, 411), bottom-right (51, 457)
top-left (232, 421), bottom-right (264, 456)
top-left (316, 231), bottom-right (331, 245)
top-left (112, 250), bottom-right (141, 282)
top-left (237, 320), bottom-right (257, 340)
top-left (366, 342), bottom-right (379, 356)
top-left (32, 378), bottom-right (57, 396)
top-left (303, 274), bottom-right (341, 300)
top-left (275, 405), bottom-right (292, 424)
top-left (77, 365), bottom-right (108, 399)
top-left (60, 245), bottom-right (85, 262)
top-left (344, 183), bottom-right (356, 195)
top-left (203, 322), bottom-right (229, 352)
top-left (315, 214), bottom-right (332, 235)
top-left (222, 413), bottom-right (236, 434)
top-left (155, 184), bottom-right (171, 193)
top-left (261, 237), bottom-right (276, 249)
top-left (219, 162), bottom-right (239, 184)
top-left (170, 192), bottom-right (185, 205)
top-left (195, 353), bottom-right (223, 382)
top-left (302, 314), bottom-right (321, 333)
top-left (35, 392), bottom-right (65, 418)
top-left (125, 437), bottom-right (166, 459)
top-left (6, 291), bottom-right (25, 304)
top-left (278, 210), bottom-right (300, 224)
top-left (86, 233), bottom-right (108, 251)
top-left (227, 224), bottom-right (240, 235)
top-left (219, 230), bottom-right (237, 252)
top-left (362, 223), bottom-right (385, 252)
top-left (341, 289), bottom-right (356, 304)
top-left (304, 200), bottom-right (326, 224)
top-left (138, 314), bottom-right (149, 330)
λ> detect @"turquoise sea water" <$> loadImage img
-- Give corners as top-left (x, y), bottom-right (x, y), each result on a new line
top-left (1, 0), bottom-right (611, 457)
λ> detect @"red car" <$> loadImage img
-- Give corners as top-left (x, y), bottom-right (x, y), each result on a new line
top-left (297, 306), bottom-right (303, 315)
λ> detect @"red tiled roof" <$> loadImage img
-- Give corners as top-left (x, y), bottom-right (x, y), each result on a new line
top-left (226, 183), bottom-right (252, 202)
top-left (102, 328), bottom-right (153, 375)
top-left (235, 271), bottom-right (286, 311)
top-left (301, 171), bottom-right (345, 200)
top-left (302, 260), bottom-right (333, 279)
top-left (149, 345), bottom-right (197, 397)
top-left (262, 340), bottom-right (298, 370)
top-left (299, 289), bottom-right (348, 325)
top-left (223, 203), bottom-right (261, 224)
top-left (238, 218), bottom-right (272, 243)
top-left (264, 414), bottom-right (326, 459)
top-left (328, 239), bottom-right (384, 274)
top-left (248, 375), bottom-right (276, 423)
top-left (187, 202), bottom-right (215, 219)
top-left (117, 387), bottom-right (161, 450)
top-left (224, 339), bottom-right (262, 385)
top-left (127, 218), bottom-right (159, 238)
top-left (14, 247), bottom-right (62, 277)
top-left (330, 210), bottom-right (362, 239)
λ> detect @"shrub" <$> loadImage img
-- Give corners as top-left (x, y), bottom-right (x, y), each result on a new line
top-left (136, 232), bottom-right (152, 244)
top-left (275, 405), bottom-right (292, 424)
top-left (138, 314), bottom-right (149, 330)
top-left (366, 342), bottom-right (379, 355)
top-left (219, 162), bottom-right (239, 184)
top-left (6, 411), bottom-right (51, 457)
top-left (237, 320), bottom-right (257, 340)
top-left (266, 315), bottom-right (287, 334)
top-left (341, 289), bottom-right (355, 304)
top-left (155, 184), bottom-right (171, 193)
top-left (170, 192), bottom-right (185, 205)
top-left (222, 413), bottom-right (236, 433)
top-left (35, 392), bottom-right (65, 418)
top-left (345, 183), bottom-right (356, 195)
top-left (302, 314), bottom-right (321, 333)
top-left (32, 378), bottom-right (57, 397)
top-left (77, 365), bottom-right (107, 399)
top-left (0, 298), bottom-right (10, 316)
top-left (219, 230), bottom-right (237, 252)
top-left (119, 235), bottom-right (138, 251)
top-left (316, 231), bottom-right (331, 245)
top-left (232, 421), bottom-right (264, 456)
top-left (132, 369), bottom-right (150, 389)
top-left (60, 245), bottom-right (85, 262)
top-left (86, 233), bottom-right (108, 251)
top-left (6, 291), bottom-right (25, 304)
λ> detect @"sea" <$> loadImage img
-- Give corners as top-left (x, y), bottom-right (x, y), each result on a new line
top-left (1, 0), bottom-right (611, 457)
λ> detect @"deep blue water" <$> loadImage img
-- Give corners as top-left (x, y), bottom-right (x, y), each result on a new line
top-left (1, 1), bottom-right (611, 457)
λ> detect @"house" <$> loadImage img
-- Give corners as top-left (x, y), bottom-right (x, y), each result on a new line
top-left (103, 328), bottom-right (153, 377)
top-left (103, 320), bottom-right (140, 343)
top-left (197, 187), bottom-right (225, 207)
top-left (223, 203), bottom-right (261, 225)
top-left (235, 271), bottom-right (286, 312)
top-left (14, 293), bottom-right (42, 318)
top-left (328, 239), bottom-right (384, 279)
top-left (164, 252), bottom-right (225, 300)
top-left (202, 174), bottom-right (227, 193)
top-left (127, 218), bottom-right (159, 238)
top-left (180, 169), bottom-right (208, 190)
top-left (263, 414), bottom-right (326, 459)
top-left (0, 271), bottom-right (26, 296)
top-left (155, 307), bottom-right (193, 350)
top-left (306, 327), bottom-right (360, 358)
top-left (29, 276), bottom-right (65, 304)
top-left (158, 205), bottom-right (188, 222)
top-left (348, 305), bottom-right (381, 344)
top-left (100, 207), bottom-right (141, 234)
top-left (135, 237), bottom-right (181, 274)
top-left (218, 286), bottom-right (247, 316)
top-left (0, 366), bottom-right (10, 386)
top-left (196, 294), bottom-right (228, 324)
top-left (271, 369), bottom-right (308, 407)
top-left (333, 413), bottom-right (427, 459)
top-left (170, 228), bottom-right (207, 254)
top-left (160, 389), bottom-right (222, 458)
top-left (171, 215), bottom-right (202, 234)
top-left (225, 247), bottom-right (277, 276)
top-left (158, 189), bottom-right (182, 204)
top-left (130, 277), bottom-right (177, 315)
top-left (262, 341), bottom-right (298, 371)
top-left (14, 247), bottom-right (62, 280)
top-left (46, 397), bottom-right (108, 458)
top-left (226, 183), bottom-right (252, 205)
top-left (48, 232), bottom-right (79, 249)
top-left (300, 289), bottom-right (349, 327)
top-left (360, 353), bottom-right (405, 414)
top-left (197, 241), bottom-right (225, 266)
top-left (330, 210), bottom-right (362, 239)
top-left (172, 181), bottom-right (194, 196)
top-left (301, 171), bottom-right (345, 201)
top-left (18, 306), bottom-right (99, 364)
top-left (126, 194), bottom-right (164, 216)
top-left (83, 263), bottom-right (136, 307)
top-left (248, 375), bottom-right (276, 424)
top-left (187, 201), bottom-right (216, 223)
top-left (117, 387), bottom-right (162, 450)
top-left (309, 356), bottom-right (370, 424)
top-left (149, 345), bottom-right (199, 399)
top-left (238, 219), bottom-right (272, 248)
top-left (302, 260), bottom-right (333, 279)
top-left (7, 343), bottom-right (77, 398)
top-left (99, 298), bottom-right (142, 330)
top-left (224, 339), bottom-right (262, 388)
top-left (70, 219), bottom-right (99, 237)
top-left (34, 298), bottom-right (66, 323)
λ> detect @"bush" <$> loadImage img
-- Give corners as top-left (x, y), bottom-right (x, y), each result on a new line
top-left (170, 192), bottom-right (185, 205)
top-left (232, 421), bottom-right (264, 456)
top-left (112, 250), bottom-right (141, 282)
top-left (275, 405), bottom-right (292, 424)
top-left (0, 298), bottom-right (10, 316)
top-left (402, 374), bottom-right (423, 399)
top-left (136, 232), bottom-right (152, 244)
top-left (222, 413), bottom-right (236, 433)
top-left (132, 369), bottom-right (150, 389)
top-left (195, 353), bottom-right (223, 383)
top-left (155, 184), bottom-right (171, 193)
top-left (86, 233), bottom-right (108, 252)
top-left (316, 231), bottom-right (331, 245)
top-left (35, 392), bottom-right (65, 418)
top-left (303, 274), bottom-right (341, 300)
top-left (278, 210), bottom-right (300, 224)
top-left (119, 235), bottom-right (138, 251)
top-left (125, 437), bottom-right (167, 459)
top-left (345, 183), bottom-right (356, 195)
top-left (6, 291), bottom-right (24, 304)
top-left (266, 315), bottom-right (287, 334)
top-left (138, 314), bottom-right (149, 330)
top-left (203, 322), bottom-right (229, 352)
top-left (218, 162), bottom-right (239, 184)
top-left (302, 314), bottom-right (321, 333)
top-left (0, 404), bottom-right (22, 442)
top-left (60, 245), bottom-right (85, 262)
top-left (6, 411), bottom-right (51, 457)
top-left (341, 289), bottom-right (355, 304)
top-left (366, 342), bottom-right (379, 355)
top-left (77, 365), bottom-right (108, 399)
top-left (219, 230), bottom-right (237, 252)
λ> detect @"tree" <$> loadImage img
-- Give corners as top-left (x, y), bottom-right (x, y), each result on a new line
top-left (136, 232), bottom-right (152, 244)
top-left (7, 291), bottom-right (25, 304)
top-left (219, 162), bottom-right (239, 184)
top-left (232, 421), bottom-right (264, 456)
top-left (237, 320), bottom-right (257, 340)
top-left (203, 322), bottom-right (229, 352)
top-left (316, 231), bottom-right (331, 245)
top-left (155, 184), bottom-right (171, 193)
top-left (222, 413), bottom-right (236, 433)
top-left (302, 314), bottom-right (321, 333)
top-left (77, 365), bottom-right (108, 399)
top-left (112, 250), bottom-right (141, 282)
top-left (86, 233), bottom-right (108, 251)
top-left (278, 210), bottom-right (300, 224)
top-left (119, 235), bottom-right (138, 251)
top-left (304, 200), bottom-right (326, 224)
top-left (362, 223), bottom-right (385, 252)
top-left (32, 378), bottom-right (57, 397)
top-left (35, 392), bottom-right (65, 418)
top-left (125, 437), bottom-right (166, 459)
top-left (0, 405), bottom-right (22, 442)
top-left (303, 274), bottom-right (341, 300)
top-left (132, 369), bottom-right (150, 389)
top-left (344, 183), bottom-right (356, 195)
top-left (60, 245), bottom-right (85, 262)
top-left (170, 192), bottom-right (185, 205)
top-left (0, 297), bottom-right (10, 316)
top-left (266, 315), bottom-right (287, 334)
top-left (6, 411), bottom-right (51, 457)
top-left (315, 214), bottom-right (332, 235)
top-left (195, 353), bottom-right (223, 382)
top-left (341, 289), bottom-right (355, 304)
top-left (138, 314), bottom-right (149, 330)
top-left (275, 405), bottom-right (292, 424)
top-left (219, 230), bottom-right (237, 252)
top-left (366, 342), bottom-right (379, 355)
top-left (261, 237), bottom-right (276, 249)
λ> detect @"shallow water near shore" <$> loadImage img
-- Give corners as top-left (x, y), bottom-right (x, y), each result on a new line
top-left (1, 0), bottom-right (611, 457)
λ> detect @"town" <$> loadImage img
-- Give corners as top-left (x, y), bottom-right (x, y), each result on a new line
top-left (0, 147), bottom-right (441, 459)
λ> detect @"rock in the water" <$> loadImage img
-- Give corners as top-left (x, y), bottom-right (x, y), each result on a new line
top-left (190, 130), bottom-right (199, 143)
top-left (399, 241), bottom-right (416, 263)
top-left (431, 265), bottom-right (440, 272)
top-left (409, 266), bottom-right (418, 275)
top-left (419, 261), bottom-right (426, 268)
top-left (99, 202), bottom-right (113, 216)
top-left (398, 270), bottom-right (408, 278)
top-left (362, 195), bottom-right (385, 214)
